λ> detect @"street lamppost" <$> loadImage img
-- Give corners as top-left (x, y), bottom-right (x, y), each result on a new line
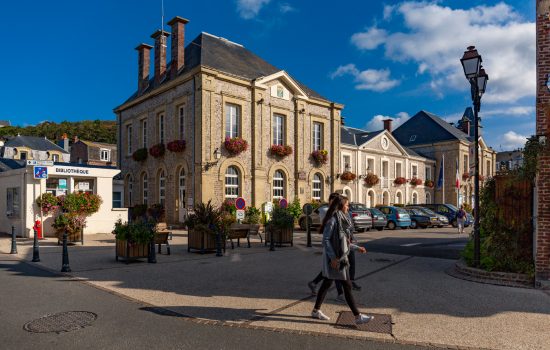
top-left (460, 46), bottom-right (489, 268)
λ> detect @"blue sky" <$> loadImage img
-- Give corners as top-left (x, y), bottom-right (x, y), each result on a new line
top-left (0, 0), bottom-right (535, 151)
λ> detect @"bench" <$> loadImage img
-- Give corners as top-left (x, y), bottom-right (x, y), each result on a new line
top-left (154, 223), bottom-right (172, 255)
top-left (228, 224), bottom-right (250, 249)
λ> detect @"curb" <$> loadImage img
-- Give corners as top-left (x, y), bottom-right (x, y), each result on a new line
top-left (447, 260), bottom-right (534, 289)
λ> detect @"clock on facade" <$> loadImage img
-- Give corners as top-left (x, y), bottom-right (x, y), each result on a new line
top-left (381, 136), bottom-right (389, 150)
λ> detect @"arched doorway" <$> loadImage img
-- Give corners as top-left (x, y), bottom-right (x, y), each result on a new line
top-left (425, 192), bottom-right (431, 204)
top-left (367, 190), bottom-right (376, 208)
top-left (382, 191), bottom-right (390, 205)
top-left (412, 192), bottom-right (418, 204)
top-left (396, 191), bottom-right (403, 205)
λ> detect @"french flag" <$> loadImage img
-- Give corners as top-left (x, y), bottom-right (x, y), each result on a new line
top-left (455, 158), bottom-right (460, 189)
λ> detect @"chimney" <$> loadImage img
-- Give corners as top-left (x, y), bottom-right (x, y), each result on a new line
top-left (383, 119), bottom-right (393, 132)
top-left (135, 43), bottom-right (153, 93)
top-left (58, 133), bottom-right (69, 152)
top-left (151, 30), bottom-right (171, 85)
top-left (167, 16), bottom-right (189, 79)
top-left (462, 118), bottom-right (471, 136)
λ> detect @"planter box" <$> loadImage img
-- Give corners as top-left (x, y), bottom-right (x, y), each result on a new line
top-left (187, 229), bottom-right (221, 254)
top-left (56, 229), bottom-right (83, 245)
top-left (265, 228), bottom-right (293, 247)
top-left (115, 239), bottom-right (149, 264)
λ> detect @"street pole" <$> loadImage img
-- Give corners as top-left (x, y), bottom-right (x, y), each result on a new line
top-left (61, 230), bottom-right (71, 272)
top-left (32, 228), bottom-right (40, 262)
top-left (10, 226), bottom-right (17, 254)
top-left (472, 81), bottom-right (481, 267)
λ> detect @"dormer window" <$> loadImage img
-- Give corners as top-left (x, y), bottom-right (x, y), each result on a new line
top-left (100, 149), bottom-right (110, 162)
top-left (277, 86), bottom-right (284, 98)
top-left (52, 154), bottom-right (59, 162)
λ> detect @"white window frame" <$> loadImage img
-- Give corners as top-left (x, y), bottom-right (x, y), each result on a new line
top-left (158, 113), bottom-right (165, 144)
top-left (225, 103), bottom-right (240, 139)
top-left (141, 119), bottom-right (148, 148)
top-left (112, 191), bottom-right (122, 208)
top-left (273, 114), bottom-right (284, 145)
top-left (425, 166), bottom-right (432, 181)
top-left (179, 105), bottom-right (185, 140)
top-left (312, 173), bottom-right (322, 200)
top-left (395, 161), bottom-right (403, 178)
top-left (127, 124), bottom-right (133, 155)
top-left (312, 122), bottom-right (323, 151)
top-left (225, 166), bottom-right (239, 199)
top-left (273, 170), bottom-right (285, 199)
top-left (52, 154), bottom-right (59, 162)
top-left (127, 175), bottom-right (133, 206)
top-left (100, 148), bottom-right (110, 162)
top-left (179, 169), bottom-right (186, 206)
top-left (142, 173), bottom-right (148, 205)
top-left (366, 156), bottom-right (375, 174)
top-left (342, 154), bottom-right (352, 172)
top-left (6, 187), bottom-right (20, 218)
top-left (411, 164), bottom-right (418, 178)
top-left (159, 170), bottom-right (166, 205)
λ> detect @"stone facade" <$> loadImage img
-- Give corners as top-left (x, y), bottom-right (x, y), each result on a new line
top-left (70, 140), bottom-right (117, 167)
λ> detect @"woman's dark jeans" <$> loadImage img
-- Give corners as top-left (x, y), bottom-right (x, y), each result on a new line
top-left (314, 278), bottom-right (360, 316)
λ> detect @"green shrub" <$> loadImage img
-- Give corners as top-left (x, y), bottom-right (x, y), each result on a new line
top-left (267, 206), bottom-right (294, 231)
top-left (287, 197), bottom-right (302, 220)
top-left (244, 206), bottom-right (261, 224)
top-left (112, 219), bottom-right (155, 245)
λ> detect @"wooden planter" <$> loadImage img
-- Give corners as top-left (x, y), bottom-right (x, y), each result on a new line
top-left (265, 227), bottom-right (293, 247)
top-left (56, 229), bottom-right (83, 245)
top-left (187, 229), bottom-right (220, 254)
top-left (115, 239), bottom-right (149, 263)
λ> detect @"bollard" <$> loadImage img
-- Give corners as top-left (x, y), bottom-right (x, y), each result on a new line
top-left (306, 216), bottom-right (312, 248)
top-left (32, 229), bottom-right (40, 262)
top-left (269, 228), bottom-right (275, 251)
top-left (10, 226), bottom-right (17, 254)
top-left (148, 240), bottom-right (157, 263)
top-left (215, 228), bottom-right (223, 257)
top-left (61, 230), bottom-right (71, 272)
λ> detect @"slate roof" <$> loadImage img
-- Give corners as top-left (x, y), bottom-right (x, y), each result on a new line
top-left (120, 32), bottom-right (327, 107)
top-left (0, 158), bottom-right (25, 172)
top-left (79, 140), bottom-right (117, 149)
top-left (393, 110), bottom-right (471, 147)
top-left (3, 135), bottom-right (69, 154)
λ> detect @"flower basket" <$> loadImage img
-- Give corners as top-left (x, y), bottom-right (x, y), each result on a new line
top-left (36, 193), bottom-right (60, 215)
top-left (132, 148), bottom-right (148, 162)
top-left (394, 177), bottom-right (407, 185)
top-left (167, 140), bottom-right (186, 153)
top-left (310, 150), bottom-right (328, 165)
top-left (340, 171), bottom-right (356, 181)
top-left (269, 144), bottom-right (293, 158)
top-left (462, 173), bottom-right (471, 181)
top-left (409, 178), bottom-right (423, 186)
top-left (424, 179), bottom-right (435, 188)
top-left (364, 173), bottom-right (380, 187)
top-left (224, 137), bottom-right (248, 155)
top-left (149, 143), bottom-right (165, 158)
top-left (116, 239), bottom-right (149, 262)
top-left (479, 175), bottom-right (486, 181)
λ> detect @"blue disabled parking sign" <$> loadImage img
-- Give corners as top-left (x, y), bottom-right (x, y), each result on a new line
top-left (33, 166), bottom-right (48, 179)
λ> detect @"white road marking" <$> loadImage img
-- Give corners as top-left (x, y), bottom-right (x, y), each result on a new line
top-left (400, 243), bottom-right (421, 247)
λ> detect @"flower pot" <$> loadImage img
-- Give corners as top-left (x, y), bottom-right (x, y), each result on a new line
top-left (115, 239), bottom-right (149, 263)
top-left (56, 229), bottom-right (83, 245)
top-left (265, 227), bottom-right (293, 247)
top-left (187, 229), bottom-right (219, 253)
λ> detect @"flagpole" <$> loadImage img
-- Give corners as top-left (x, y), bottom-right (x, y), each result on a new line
top-left (442, 154), bottom-right (445, 203)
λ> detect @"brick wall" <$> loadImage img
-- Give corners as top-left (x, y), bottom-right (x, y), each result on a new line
top-left (536, 0), bottom-right (550, 283)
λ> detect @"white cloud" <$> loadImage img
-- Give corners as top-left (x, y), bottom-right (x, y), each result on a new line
top-left (279, 3), bottom-right (295, 13)
top-left (331, 64), bottom-right (400, 92)
top-left (383, 5), bottom-right (395, 21)
top-left (350, 2), bottom-right (535, 104)
top-left (237, 0), bottom-right (271, 19)
top-left (501, 131), bottom-right (528, 149)
top-left (482, 106), bottom-right (535, 117)
top-left (365, 112), bottom-right (410, 131)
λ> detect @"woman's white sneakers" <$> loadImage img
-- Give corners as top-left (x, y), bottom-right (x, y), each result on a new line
top-left (311, 310), bottom-right (330, 320)
top-left (355, 314), bottom-right (374, 325)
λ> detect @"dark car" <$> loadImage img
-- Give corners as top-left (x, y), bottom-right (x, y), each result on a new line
top-left (405, 208), bottom-right (438, 229)
top-left (367, 207), bottom-right (388, 231)
top-left (423, 204), bottom-right (471, 228)
top-left (349, 203), bottom-right (373, 232)
top-left (405, 206), bottom-right (449, 227)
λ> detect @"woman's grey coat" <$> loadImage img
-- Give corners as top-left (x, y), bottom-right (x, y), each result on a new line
top-left (321, 215), bottom-right (360, 281)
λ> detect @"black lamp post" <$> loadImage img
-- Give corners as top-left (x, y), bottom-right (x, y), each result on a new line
top-left (460, 46), bottom-right (489, 268)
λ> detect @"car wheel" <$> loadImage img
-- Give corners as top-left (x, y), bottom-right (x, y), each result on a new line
top-left (451, 219), bottom-right (458, 228)
top-left (420, 225), bottom-right (427, 229)
top-left (410, 220), bottom-right (417, 229)
top-left (387, 221), bottom-right (396, 230)
top-left (299, 218), bottom-right (306, 231)
top-left (376, 227), bottom-right (384, 231)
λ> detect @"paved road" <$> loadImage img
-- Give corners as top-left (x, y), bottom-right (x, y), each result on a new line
top-left (0, 259), bottom-right (437, 350)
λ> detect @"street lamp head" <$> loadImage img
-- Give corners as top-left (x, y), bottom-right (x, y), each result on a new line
top-left (460, 46), bottom-right (482, 79)
top-left (477, 67), bottom-right (488, 96)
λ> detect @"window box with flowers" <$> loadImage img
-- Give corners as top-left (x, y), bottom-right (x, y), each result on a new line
top-left (310, 150), bottom-right (328, 166)
top-left (394, 177), bottom-right (407, 185)
top-left (269, 144), bottom-right (293, 158)
top-left (167, 140), bottom-right (186, 153)
top-left (132, 148), bottom-right (148, 162)
top-left (364, 173), bottom-right (380, 187)
top-left (462, 173), bottom-right (471, 181)
top-left (478, 175), bottom-right (486, 181)
top-left (340, 171), bottom-right (356, 181)
top-left (409, 178), bottom-right (423, 186)
top-left (424, 179), bottom-right (435, 188)
top-left (149, 143), bottom-right (165, 158)
top-left (224, 137), bottom-right (248, 156)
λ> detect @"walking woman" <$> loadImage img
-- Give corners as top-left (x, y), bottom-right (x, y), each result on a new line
top-left (311, 196), bottom-right (373, 324)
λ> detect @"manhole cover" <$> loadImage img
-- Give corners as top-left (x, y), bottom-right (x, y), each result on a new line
top-left (23, 311), bottom-right (97, 333)
top-left (335, 311), bottom-right (393, 334)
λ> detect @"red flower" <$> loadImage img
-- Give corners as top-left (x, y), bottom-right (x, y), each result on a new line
top-left (167, 140), bottom-right (186, 153)
top-left (149, 144), bottom-right (165, 158)
top-left (269, 144), bottom-right (293, 157)
top-left (311, 150), bottom-right (328, 165)
top-left (224, 137), bottom-right (248, 155)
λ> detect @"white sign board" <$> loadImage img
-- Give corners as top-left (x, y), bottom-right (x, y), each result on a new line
top-left (264, 202), bottom-right (273, 213)
top-left (236, 209), bottom-right (245, 220)
top-left (27, 160), bottom-right (54, 166)
top-left (78, 182), bottom-right (90, 191)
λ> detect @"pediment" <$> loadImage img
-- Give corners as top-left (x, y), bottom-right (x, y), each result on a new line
top-left (253, 71), bottom-right (309, 100)
top-left (360, 130), bottom-right (409, 156)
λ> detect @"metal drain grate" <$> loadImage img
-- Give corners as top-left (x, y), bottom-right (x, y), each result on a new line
top-left (24, 311), bottom-right (97, 333)
top-left (334, 311), bottom-right (393, 334)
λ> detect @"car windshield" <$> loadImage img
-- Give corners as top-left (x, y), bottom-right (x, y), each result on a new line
top-left (419, 208), bottom-right (437, 216)
top-left (396, 208), bottom-right (409, 215)
top-left (350, 204), bottom-right (367, 211)
top-left (447, 204), bottom-right (459, 211)
top-left (369, 208), bottom-right (383, 215)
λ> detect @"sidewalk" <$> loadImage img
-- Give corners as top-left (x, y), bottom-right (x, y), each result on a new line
top-left (1, 231), bottom-right (549, 350)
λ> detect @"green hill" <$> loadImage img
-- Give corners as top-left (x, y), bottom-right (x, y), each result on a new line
top-left (0, 120), bottom-right (117, 144)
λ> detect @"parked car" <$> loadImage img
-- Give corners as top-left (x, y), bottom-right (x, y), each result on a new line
top-left (405, 206), bottom-right (449, 227)
top-left (349, 203), bottom-right (373, 232)
top-left (423, 204), bottom-right (471, 228)
top-left (377, 206), bottom-right (412, 230)
top-left (367, 207), bottom-right (388, 231)
top-left (405, 208), bottom-right (438, 229)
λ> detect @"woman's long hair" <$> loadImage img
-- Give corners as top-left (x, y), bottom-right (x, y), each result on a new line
top-left (318, 196), bottom-right (348, 234)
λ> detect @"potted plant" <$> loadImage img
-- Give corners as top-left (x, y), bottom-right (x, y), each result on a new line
top-left (310, 150), bottom-right (328, 165)
top-left (269, 144), bottom-right (293, 158)
top-left (340, 171), bottom-right (356, 181)
top-left (394, 177), bottom-right (407, 185)
top-left (132, 148), bottom-right (148, 162)
top-left (149, 143), bottom-right (165, 158)
top-left (364, 173), bottom-right (380, 187)
top-left (131, 204), bottom-right (148, 221)
top-left (265, 205), bottom-right (294, 247)
top-left (112, 219), bottom-right (155, 263)
top-left (36, 193), bottom-right (60, 215)
top-left (224, 137), bottom-right (248, 155)
top-left (52, 212), bottom-right (86, 243)
top-left (54, 192), bottom-right (102, 244)
top-left (424, 179), bottom-right (435, 188)
top-left (409, 177), bottom-right (423, 186)
top-left (462, 172), bottom-right (471, 181)
top-left (167, 140), bottom-right (186, 153)
top-left (147, 204), bottom-right (165, 222)
top-left (185, 201), bottom-right (223, 253)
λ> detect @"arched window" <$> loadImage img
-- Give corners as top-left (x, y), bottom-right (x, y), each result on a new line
top-left (273, 170), bottom-right (285, 199)
top-left (142, 173), bottom-right (148, 205)
top-left (367, 190), bottom-right (376, 208)
top-left (312, 173), bottom-right (322, 201)
top-left (158, 170), bottom-right (166, 206)
top-left (412, 192), bottom-right (418, 205)
top-left (179, 168), bottom-right (186, 207)
top-left (425, 192), bottom-right (431, 204)
top-left (396, 192), bottom-right (403, 204)
top-left (126, 175), bottom-right (134, 206)
top-left (225, 166), bottom-right (239, 199)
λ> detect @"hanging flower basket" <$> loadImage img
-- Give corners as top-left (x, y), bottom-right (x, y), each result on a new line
top-left (424, 179), bottom-right (435, 188)
top-left (478, 175), bottom-right (486, 181)
top-left (224, 137), bottom-right (248, 155)
top-left (364, 173), bottom-right (379, 187)
top-left (311, 150), bottom-right (328, 165)
top-left (167, 140), bottom-right (186, 153)
top-left (269, 144), bottom-right (293, 158)
top-left (462, 172), bottom-right (471, 181)
top-left (149, 143), bottom-right (165, 158)
top-left (409, 178), bottom-right (423, 186)
top-left (394, 177), bottom-right (407, 185)
top-left (132, 148), bottom-right (148, 162)
top-left (340, 171), bottom-right (356, 181)
top-left (36, 193), bottom-right (60, 215)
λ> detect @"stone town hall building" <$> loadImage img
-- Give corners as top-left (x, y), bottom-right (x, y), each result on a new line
top-left (115, 17), bottom-right (344, 223)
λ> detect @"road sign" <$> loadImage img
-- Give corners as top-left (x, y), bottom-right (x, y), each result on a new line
top-left (236, 209), bottom-right (245, 220)
top-left (303, 203), bottom-right (313, 215)
top-left (33, 166), bottom-right (48, 179)
top-left (279, 198), bottom-right (288, 209)
top-left (235, 197), bottom-right (246, 210)
top-left (264, 202), bottom-right (273, 213)
top-left (27, 160), bottom-right (54, 166)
